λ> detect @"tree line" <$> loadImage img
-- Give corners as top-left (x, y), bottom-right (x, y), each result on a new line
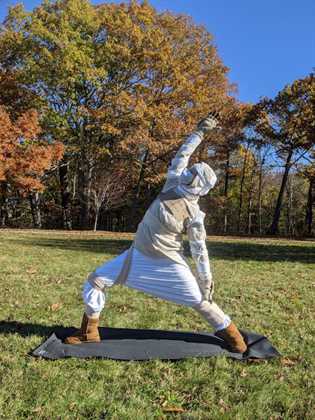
top-left (0, 0), bottom-right (314, 236)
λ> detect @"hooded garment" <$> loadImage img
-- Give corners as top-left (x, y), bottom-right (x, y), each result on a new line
top-left (134, 131), bottom-right (216, 277)
top-left (179, 162), bottom-right (217, 197)
top-left (83, 130), bottom-right (231, 332)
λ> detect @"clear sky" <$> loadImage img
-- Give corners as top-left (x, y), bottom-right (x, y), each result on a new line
top-left (0, 0), bottom-right (314, 103)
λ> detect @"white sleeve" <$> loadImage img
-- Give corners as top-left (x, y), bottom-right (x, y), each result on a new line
top-left (167, 131), bottom-right (203, 178)
top-left (187, 210), bottom-right (211, 278)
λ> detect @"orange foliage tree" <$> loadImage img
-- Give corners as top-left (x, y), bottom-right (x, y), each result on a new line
top-left (0, 106), bottom-right (63, 227)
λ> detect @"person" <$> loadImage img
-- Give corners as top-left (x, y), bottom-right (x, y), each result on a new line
top-left (65, 113), bottom-right (247, 353)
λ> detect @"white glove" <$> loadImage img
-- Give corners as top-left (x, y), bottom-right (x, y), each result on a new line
top-left (198, 272), bottom-right (214, 302)
top-left (197, 112), bottom-right (220, 134)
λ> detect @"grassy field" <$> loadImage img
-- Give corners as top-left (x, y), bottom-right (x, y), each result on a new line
top-left (0, 230), bottom-right (314, 419)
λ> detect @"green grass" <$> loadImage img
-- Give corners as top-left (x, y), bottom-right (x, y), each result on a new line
top-left (0, 230), bottom-right (314, 419)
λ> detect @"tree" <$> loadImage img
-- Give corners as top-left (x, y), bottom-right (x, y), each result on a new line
top-left (0, 106), bottom-right (63, 227)
top-left (303, 159), bottom-right (315, 235)
top-left (90, 161), bottom-right (128, 231)
top-left (245, 107), bottom-right (273, 234)
top-left (204, 98), bottom-right (251, 233)
top-left (253, 74), bottom-right (315, 235)
top-left (0, 0), bottom-right (232, 228)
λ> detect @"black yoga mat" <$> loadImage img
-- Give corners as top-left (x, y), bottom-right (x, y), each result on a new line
top-left (31, 327), bottom-right (280, 361)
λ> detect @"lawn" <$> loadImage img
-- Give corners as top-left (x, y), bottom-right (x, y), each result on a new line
top-left (0, 230), bottom-right (314, 419)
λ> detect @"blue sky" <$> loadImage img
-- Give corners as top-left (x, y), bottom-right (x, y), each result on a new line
top-left (0, 0), bottom-right (314, 103)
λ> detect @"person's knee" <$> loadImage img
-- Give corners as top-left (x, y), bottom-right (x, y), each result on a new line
top-left (194, 299), bottom-right (215, 313)
top-left (82, 280), bottom-right (106, 314)
top-left (194, 299), bottom-right (226, 316)
top-left (87, 272), bottom-right (112, 291)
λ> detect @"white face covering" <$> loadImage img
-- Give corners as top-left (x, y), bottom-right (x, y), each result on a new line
top-left (180, 168), bottom-right (195, 185)
top-left (179, 163), bottom-right (217, 198)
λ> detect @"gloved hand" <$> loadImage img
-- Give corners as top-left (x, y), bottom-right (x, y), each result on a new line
top-left (197, 111), bottom-right (220, 134)
top-left (198, 272), bottom-right (214, 302)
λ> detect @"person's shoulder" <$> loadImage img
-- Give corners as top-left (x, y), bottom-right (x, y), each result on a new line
top-left (161, 176), bottom-right (179, 193)
top-left (184, 203), bottom-right (203, 227)
top-left (194, 206), bottom-right (206, 220)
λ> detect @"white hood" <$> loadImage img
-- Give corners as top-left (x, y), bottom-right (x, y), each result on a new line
top-left (179, 162), bottom-right (217, 198)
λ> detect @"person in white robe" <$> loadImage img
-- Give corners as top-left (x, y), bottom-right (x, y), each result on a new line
top-left (65, 113), bottom-right (247, 353)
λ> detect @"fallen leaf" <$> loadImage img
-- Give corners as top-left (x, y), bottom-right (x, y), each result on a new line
top-left (162, 407), bottom-right (185, 413)
top-left (32, 407), bottom-right (42, 414)
top-left (50, 303), bottom-right (62, 311)
top-left (219, 398), bottom-right (230, 412)
top-left (281, 357), bottom-right (298, 367)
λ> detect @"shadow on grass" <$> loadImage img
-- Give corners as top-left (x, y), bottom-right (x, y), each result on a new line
top-left (8, 237), bottom-right (315, 263)
top-left (10, 238), bottom-right (132, 256)
top-left (0, 320), bottom-right (64, 338)
top-left (207, 241), bottom-right (315, 264)
top-left (0, 320), bottom-right (222, 347)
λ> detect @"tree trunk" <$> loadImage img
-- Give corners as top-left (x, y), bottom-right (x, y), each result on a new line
top-left (247, 189), bottom-right (254, 235)
top-left (76, 122), bottom-right (93, 230)
top-left (305, 177), bottom-right (314, 235)
top-left (128, 149), bottom-right (149, 231)
top-left (257, 159), bottom-right (264, 235)
top-left (59, 160), bottom-right (72, 230)
top-left (237, 147), bottom-right (248, 233)
top-left (135, 149), bottom-right (149, 199)
top-left (285, 175), bottom-right (295, 236)
top-left (269, 149), bottom-right (293, 235)
top-left (223, 152), bottom-right (230, 234)
top-left (94, 205), bottom-right (100, 232)
top-left (72, 171), bottom-right (77, 200)
top-left (29, 192), bottom-right (42, 228)
top-left (78, 158), bottom-right (93, 229)
top-left (0, 182), bottom-right (9, 227)
top-left (246, 163), bottom-right (256, 235)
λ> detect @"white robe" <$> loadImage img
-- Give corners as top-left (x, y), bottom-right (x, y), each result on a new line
top-left (82, 131), bottom-right (231, 331)
top-left (83, 248), bottom-right (202, 311)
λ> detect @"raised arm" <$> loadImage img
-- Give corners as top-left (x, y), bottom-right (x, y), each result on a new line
top-left (167, 112), bottom-right (220, 179)
top-left (167, 132), bottom-right (203, 178)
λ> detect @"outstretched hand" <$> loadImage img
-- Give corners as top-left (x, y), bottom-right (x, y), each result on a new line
top-left (197, 111), bottom-right (220, 133)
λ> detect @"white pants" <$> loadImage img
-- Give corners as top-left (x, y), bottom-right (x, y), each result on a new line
top-left (82, 248), bottom-right (231, 331)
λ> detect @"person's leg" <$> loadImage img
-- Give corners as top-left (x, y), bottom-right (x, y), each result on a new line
top-left (64, 277), bottom-right (106, 344)
top-left (193, 300), bottom-right (231, 331)
top-left (64, 250), bottom-right (131, 344)
top-left (65, 249), bottom-right (131, 344)
top-left (194, 300), bottom-right (247, 353)
top-left (124, 249), bottom-right (247, 353)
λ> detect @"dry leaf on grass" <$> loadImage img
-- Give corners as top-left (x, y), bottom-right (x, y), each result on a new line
top-left (281, 357), bottom-right (298, 367)
top-left (50, 303), bottom-right (62, 311)
top-left (275, 373), bottom-right (285, 382)
top-left (162, 407), bottom-right (185, 413)
top-left (219, 398), bottom-right (230, 412)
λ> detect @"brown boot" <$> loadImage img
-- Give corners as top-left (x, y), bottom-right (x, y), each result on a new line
top-left (64, 313), bottom-right (101, 344)
top-left (215, 322), bottom-right (247, 353)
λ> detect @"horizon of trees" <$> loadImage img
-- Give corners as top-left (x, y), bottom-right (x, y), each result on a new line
top-left (0, 0), bottom-right (314, 237)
